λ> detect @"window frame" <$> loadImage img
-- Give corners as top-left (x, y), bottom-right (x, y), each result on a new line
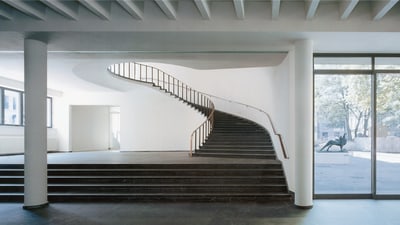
top-left (0, 85), bottom-right (53, 128)
top-left (2, 87), bottom-right (23, 126)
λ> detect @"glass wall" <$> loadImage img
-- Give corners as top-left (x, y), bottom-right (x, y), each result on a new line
top-left (376, 73), bottom-right (400, 195)
top-left (314, 74), bottom-right (372, 194)
top-left (314, 55), bottom-right (400, 198)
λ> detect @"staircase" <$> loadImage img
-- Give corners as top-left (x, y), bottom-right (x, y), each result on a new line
top-left (195, 110), bottom-right (277, 159)
top-left (0, 62), bottom-right (292, 203)
top-left (0, 163), bottom-right (291, 202)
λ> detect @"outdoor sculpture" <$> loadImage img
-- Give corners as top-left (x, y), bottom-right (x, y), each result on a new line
top-left (320, 134), bottom-right (347, 152)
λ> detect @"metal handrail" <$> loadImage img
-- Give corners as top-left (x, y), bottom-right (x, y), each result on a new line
top-left (107, 62), bottom-right (215, 157)
top-left (196, 92), bottom-right (289, 159)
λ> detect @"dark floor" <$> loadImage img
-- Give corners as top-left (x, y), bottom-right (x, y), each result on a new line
top-left (0, 200), bottom-right (399, 225)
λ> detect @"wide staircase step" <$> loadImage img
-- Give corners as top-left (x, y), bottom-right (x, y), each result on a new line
top-left (0, 163), bottom-right (292, 202)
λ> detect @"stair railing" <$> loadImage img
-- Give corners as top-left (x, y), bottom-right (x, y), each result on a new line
top-left (107, 62), bottom-right (214, 157)
top-left (197, 92), bottom-right (289, 159)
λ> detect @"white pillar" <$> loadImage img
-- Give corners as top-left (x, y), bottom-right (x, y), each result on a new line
top-left (294, 39), bottom-right (313, 208)
top-left (24, 39), bottom-right (48, 209)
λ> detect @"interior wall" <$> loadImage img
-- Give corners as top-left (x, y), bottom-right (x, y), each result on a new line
top-left (55, 84), bottom-right (205, 152)
top-left (70, 105), bottom-right (110, 151)
top-left (0, 77), bottom-right (60, 154)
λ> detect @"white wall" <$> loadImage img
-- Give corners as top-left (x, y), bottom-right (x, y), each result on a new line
top-left (55, 83), bottom-right (205, 152)
top-left (0, 77), bottom-right (60, 155)
top-left (70, 105), bottom-right (110, 151)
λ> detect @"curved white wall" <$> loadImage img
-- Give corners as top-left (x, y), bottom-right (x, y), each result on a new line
top-left (146, 58), bottom-right (295, 191)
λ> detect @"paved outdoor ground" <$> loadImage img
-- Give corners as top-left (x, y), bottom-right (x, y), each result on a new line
top-left (315, 151), bottom-right (400, 194)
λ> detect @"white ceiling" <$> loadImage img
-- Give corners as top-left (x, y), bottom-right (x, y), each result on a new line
top-left (1, 0), bottom-right (400, 92)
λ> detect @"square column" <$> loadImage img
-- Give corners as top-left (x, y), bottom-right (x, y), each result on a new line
top-left (23, 38), bottom-right (48, 209)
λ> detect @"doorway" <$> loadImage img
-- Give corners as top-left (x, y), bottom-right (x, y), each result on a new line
top-left (70, 105), bottom-right (120, 151)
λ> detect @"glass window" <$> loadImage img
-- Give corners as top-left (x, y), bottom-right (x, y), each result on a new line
top-left (375, 57), bottom-right (400, 70)
top-left (314, 74), bottom-right (372, 194)
top-left (376, 73), bottom-right (400, 194)
top-left (314, 57), bottom-right (372, 70)
top-left (3, 89), bottom-right (22, 125)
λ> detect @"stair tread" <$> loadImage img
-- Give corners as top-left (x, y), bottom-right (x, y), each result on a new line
top-left (46, 175), bottom-right (284, 178)
top-left (48, 192), bottom-right (291, 196)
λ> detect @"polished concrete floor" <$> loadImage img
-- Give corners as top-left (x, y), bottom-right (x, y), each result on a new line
top-left (0, 151), bottom-right (275, 164)
top-left (0, 200), bottom-right (399, 225)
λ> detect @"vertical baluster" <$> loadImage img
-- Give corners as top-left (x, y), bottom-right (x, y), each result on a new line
top-left (139, 65), bottom-right (141, 81)
top-left (157, 69), bottom-right (160, 86)
top-left (136, 63), bottom-right (138, 80)
top-left (133, 63), bottom-right (135, 79)
top-left (195, 130), bottom-right (197, 152)
top-left (173, 78), bottom-right (176, 95)
top-left (145, 66), bottom-right (147, 82)
top-left (162, 72), bottom-right (164, 89)
top-left (182, 83), bottom-right (184, 100)
top-left (167, 75), bottom-right (169, 92)
top-left (153, 68), bottom-right (155, 84)
top-left (128, 63), bottom-right (130, 79)
top-left (126, 62), bottom-right (129, 78)
top-left (177, 81), bottom-right (180, 98)
top-left (123, 63), bottom-right (126, 77)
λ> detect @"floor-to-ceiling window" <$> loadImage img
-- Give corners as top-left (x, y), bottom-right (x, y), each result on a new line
top-left (314, 55), bottom-right (400, 198)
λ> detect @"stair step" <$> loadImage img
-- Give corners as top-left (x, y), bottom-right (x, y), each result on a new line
top-left (46, 176), bottom-right (285, 184)
top-left (201, 145), bottom-right (274, 149)
top-left (193, 152), bottom-right (276, 159)
top-left (47, 192), bottom-right (292, 202)
top-left (197, 149), bottom-right (275, 154)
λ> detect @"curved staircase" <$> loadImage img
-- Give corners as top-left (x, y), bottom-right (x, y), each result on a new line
top-left (195, 111), bottom-right (277, 159)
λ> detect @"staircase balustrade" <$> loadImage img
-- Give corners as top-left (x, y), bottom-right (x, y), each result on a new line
top-left (107, 62), bottom-right (214, 156)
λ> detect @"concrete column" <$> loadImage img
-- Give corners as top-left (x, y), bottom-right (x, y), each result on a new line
top-left (24, 39), bottom-right (48, 209)
top-left (294, 39), bottom-right (313, 208)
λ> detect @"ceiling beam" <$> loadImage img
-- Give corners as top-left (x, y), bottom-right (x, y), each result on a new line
top-left (271, 0), bottom-right (280, 20)
top-left (40, 0), bottom-right (78, 20)
top-left (154, 0), bottom-right (177, 20)
top-left (116, 0), bottom-right (143, 20)
top-left (2, 0), bottom-right (46, 20)
top-left (194, 0), bottom-right (211, 20)
top-left (78, 0), bottom-right (110, 20)
top-left (0, 4), bottom-right (12, 20)
top-left (339, 0), bottom-right (359, 20)
top-left (233, 0), bottom-right (245, 19)
top-left (373, 0), bottom-right (399, 20)
top-left (305, 0), bottom-right (320, 20)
